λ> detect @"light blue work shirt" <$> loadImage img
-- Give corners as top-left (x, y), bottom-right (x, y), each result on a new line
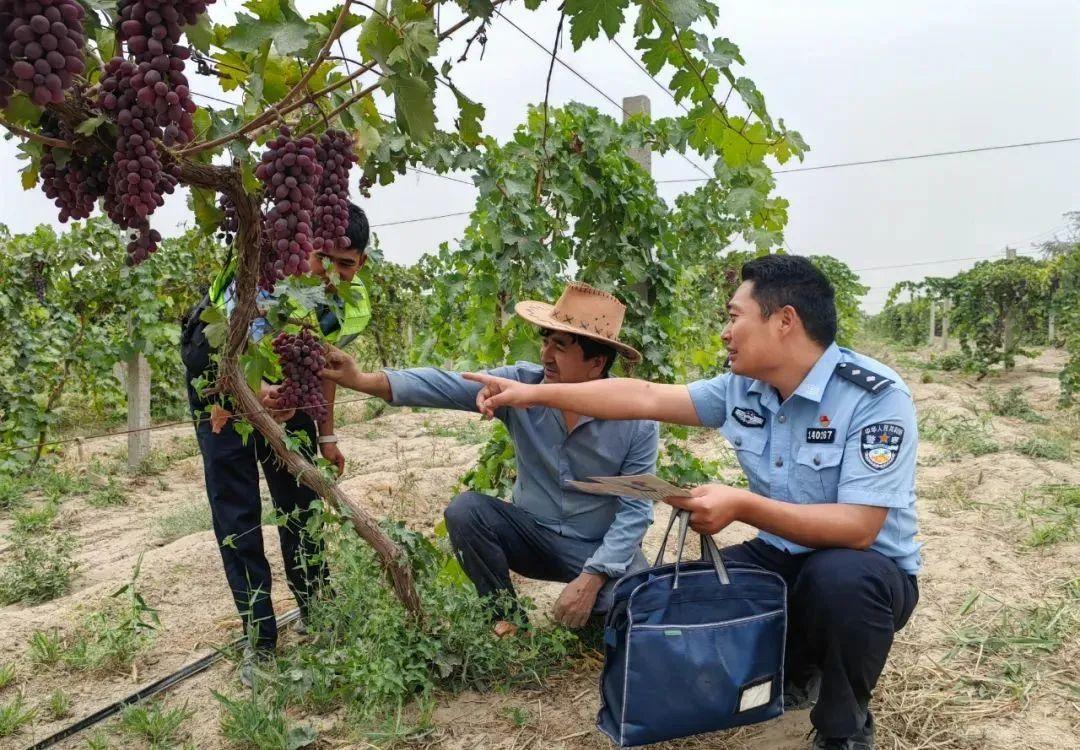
top-left (687, 343), bottom-right (921, 575)
top-left (384, 363), bottom-right (660, 578)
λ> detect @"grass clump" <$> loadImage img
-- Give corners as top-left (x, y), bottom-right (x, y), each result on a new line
top-left (0, 663), bottom-right (15, 691)
top-left (918, 410), bottom-right (1000, 459)
top-left (1015, 435), bottom-right (1070, 461)
top-left (1019, 484), bottom-right (1079, 547)
top-left (87, 477), bottom-right (129, 508)
top-left (948, 585), bottom-right (1078, 704)
top-left (26, 560), bottom-right (159, 674)
top-left (214, 690), bottom-right (315, 750)
top-left (45, 689), bottom-right (72, 720)
top-left (0, 528), bottom-right (78, 605)
top-left (117, 701), bottom-right (192, 748)
top-left (423, 418), bottom-right (491, 445)
top-left (985, 387), bottom-right (1047, 423)
top-left (0, 694), bottom-right (36, 738)
top-left (153, 502), bottom-right (213, 545)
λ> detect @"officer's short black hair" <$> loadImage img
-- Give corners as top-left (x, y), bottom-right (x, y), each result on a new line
top-left (540, 327), bottom-right (617, 377)
top-left (346, 202), bottom-right (370, 254)
top-left (740, 255), bottom-right (837, 347)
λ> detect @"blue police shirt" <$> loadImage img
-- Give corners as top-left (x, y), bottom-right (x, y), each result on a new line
top-left (687, 343), bottom-right (921, 575)
top-left (384, 363), bottom-right (660, 578)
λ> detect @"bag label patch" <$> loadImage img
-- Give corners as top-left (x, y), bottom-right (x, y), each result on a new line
top-left (738, 678), bottom-right (773, 712)
top-left (806, 428), bottom-right (836, 443)
top-left (860, 423), bottom-right (905, 471)
top-left (732, 407), bottom-right (766, 428)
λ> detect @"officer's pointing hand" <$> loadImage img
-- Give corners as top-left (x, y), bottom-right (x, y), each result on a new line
top-left (463, 372), bottom-right (537, 416)
top-left (664, 485), bottom-right (745, 535)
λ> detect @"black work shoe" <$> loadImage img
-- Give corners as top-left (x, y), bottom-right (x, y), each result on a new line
top-left (810, 712), bottom-right (874, 750)
top-left (784, 671), bottom-right (821, 711)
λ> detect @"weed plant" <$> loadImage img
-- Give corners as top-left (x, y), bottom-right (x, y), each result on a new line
top-left (1016, 435), bottom-right (1070, 461)
top-left (118, 701), bottom-right (193, 748)
top-left (1019, 484), bottom-right (1079, 547)
top-left (88, 478), bottom-right (129, 508)
top-left (985, 387), bottom-right (1047, 423)
top-left (918, 409), bottom-right (1000, 459)
top-left (0, 528), bottom-right (78, 604)
top-left (0, 663), bottom-right (15, 690)
top-left (0, 694), bottom-right (35, 738)
top-left (153, 502), bottom-right (213, 545)
top-left (45, 689), bottom-right (72, 720)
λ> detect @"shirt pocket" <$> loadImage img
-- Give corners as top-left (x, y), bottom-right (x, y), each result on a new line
top-left (721, 423), bottom-right (768, 489)
top-left (792, 445), bottom-right (844, 503)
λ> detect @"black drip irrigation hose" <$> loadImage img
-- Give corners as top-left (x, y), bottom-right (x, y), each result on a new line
top-left (24, 608), bottom-right (301, 750)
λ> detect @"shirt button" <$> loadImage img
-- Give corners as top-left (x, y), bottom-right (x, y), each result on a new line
top-left (777, 415), bottom-right (787, 423)
top-left (734, 437), bottom-right (742, 447)
top-left (775, 457), bottom-right (783, 467)
top-left (813, 456), bottom-right (821, 466)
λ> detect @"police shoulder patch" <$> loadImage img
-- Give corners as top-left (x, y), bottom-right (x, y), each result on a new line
top-left (835, 362), bottom-right (894, 394)
top-left (860, 423), bottom-right (905, 471)
top-left (731, 407), bottom-right (766, 428)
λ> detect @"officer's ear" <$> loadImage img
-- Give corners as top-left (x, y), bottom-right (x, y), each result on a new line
top-left (775, 304), bottom-right (801, 337)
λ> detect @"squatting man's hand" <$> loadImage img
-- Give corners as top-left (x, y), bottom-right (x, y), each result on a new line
top-left (554, 572), bottom-right (606, 629)
top-left (664, 485), bottom-right (750, 535)
top-left (320, 441), bottom-right (346, 475)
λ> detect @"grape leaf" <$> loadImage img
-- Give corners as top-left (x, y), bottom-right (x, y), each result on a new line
top-left (210, 404), bottom-right (232, 434)
top-left (452, 88), bottom-right (485, 145)
top-left (565, 0), bottom-right (629, 49)
top-left (390, 72), bottom-right (436, 140)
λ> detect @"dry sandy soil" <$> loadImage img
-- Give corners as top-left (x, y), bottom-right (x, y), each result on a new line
top-left (1, 346), bottom-right (1077, 749)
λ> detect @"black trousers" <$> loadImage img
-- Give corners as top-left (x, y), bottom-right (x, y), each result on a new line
top-left (721, 539), bottom-right (919, 738)
top-left (188, 377), bottom-right (328, 651)
top-left (443, 492), bottom-right (614, 620)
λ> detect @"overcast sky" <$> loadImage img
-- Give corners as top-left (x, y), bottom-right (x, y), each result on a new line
top-left (1, 0), bottom-right (1077, 312)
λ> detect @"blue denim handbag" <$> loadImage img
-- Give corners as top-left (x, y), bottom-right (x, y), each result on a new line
top-left (597, 510), bottom-right (788, 747)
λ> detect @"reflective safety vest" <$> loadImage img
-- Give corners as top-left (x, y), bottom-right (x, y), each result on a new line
top-left (208, 259), bottom-right (371, 346)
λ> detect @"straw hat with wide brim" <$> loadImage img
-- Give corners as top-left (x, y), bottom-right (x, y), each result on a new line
top-left (515, 282), bottom-right (642, 364)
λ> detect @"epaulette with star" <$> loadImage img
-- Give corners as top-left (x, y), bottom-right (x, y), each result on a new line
top-left (835, 362), bottom-right (894, 394)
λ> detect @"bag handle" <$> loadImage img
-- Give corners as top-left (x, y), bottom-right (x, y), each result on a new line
top-left (660, 509), bottom-right (730, 588)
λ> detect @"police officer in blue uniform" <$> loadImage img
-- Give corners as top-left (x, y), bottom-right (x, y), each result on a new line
top-left (465, 255), bottom-right (920, 750)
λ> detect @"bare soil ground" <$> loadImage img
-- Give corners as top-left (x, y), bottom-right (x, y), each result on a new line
top-left (1, 347), bottom-right (1077, 750)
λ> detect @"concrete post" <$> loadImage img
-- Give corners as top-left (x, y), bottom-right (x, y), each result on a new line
top-left (126, 321), bottom-right (151, 471)
top-left (940, 300), bottom-right (950, 350)
top-left (1003, 247), bottom-right (1017, 354)
top-left (928, 300), bottom-right (936, 345)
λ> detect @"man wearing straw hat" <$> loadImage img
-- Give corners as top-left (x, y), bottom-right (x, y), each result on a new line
top-left (321, 282), bottom-right (659, 633)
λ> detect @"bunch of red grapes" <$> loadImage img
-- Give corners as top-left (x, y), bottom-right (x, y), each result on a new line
top-left (0, 0), bottom-right (87, 107)
top-left (312, 129), bottom-right (358, 251)
top-left (39, 118), bottom-right (107, 222)
top-left (271, 328), bottom-right (328, 423)
top-left (254, 126), bottom-right (323, 291)
top-left (96, 0), bottom-right (215, 263)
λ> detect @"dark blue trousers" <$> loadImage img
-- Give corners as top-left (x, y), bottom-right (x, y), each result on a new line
top-left (443, 492), bottom-right (643, 620)
top-left (188, 377), bottom-right (327, 652)
top-left (722, 539), bottom-right (919, 738)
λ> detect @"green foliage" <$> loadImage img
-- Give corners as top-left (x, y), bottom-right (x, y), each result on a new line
top-left (352, 246), bottom-right (431, 370)
top-left (0, 663), bottom-right (15, 691)
top-left (117, 701), bottom-right (193, 749)
top-left (0, 219), bottom-right (221, 474)
top-left (0, 694), bottom-right (35, 739)
top-left (231, 518), bottom-right (581, 731)
top-left (87, 478), bottom-right (129, 508)
top-left (0, 528), bottom-right (78, 605)
top-left (808, 255), bottom-right (869, 347)
top-left (1018, 484), bottom-right (1079, 547)
top-left (460, 421), bottom-right (516, 497)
